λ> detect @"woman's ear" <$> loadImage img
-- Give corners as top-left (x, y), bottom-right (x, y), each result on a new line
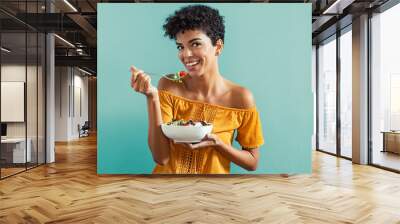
top-left (215, 39), bottom-right (224, 56)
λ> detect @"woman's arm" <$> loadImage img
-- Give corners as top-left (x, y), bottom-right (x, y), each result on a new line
top-left (217, 142), bottom-right (259, 171)
top-left (130, 66), bottom-right (170, 165)
top-left (182, 135), bottom-right (259, 171)
top-left (181, 87), bottom-right (261, 171)
top-left (146, 94), bottom-right (171, 165)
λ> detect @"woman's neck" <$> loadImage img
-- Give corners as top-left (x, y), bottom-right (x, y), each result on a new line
top-left (185, 68), bottom-right (227, 98)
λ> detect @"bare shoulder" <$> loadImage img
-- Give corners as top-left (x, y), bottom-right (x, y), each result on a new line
top-left (226, 81), bottom-right (256, 109)
top-left (157, 77), bottom-right (182, 94)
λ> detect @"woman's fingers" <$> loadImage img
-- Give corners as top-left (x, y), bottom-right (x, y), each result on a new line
top-left (130, 66), bottom-right (139, 89)
top-left (130, 66), bottom-right (139, 82)
top-left (130, 66), bottom-right (156, 96)
top-left (132, 74), bottom-right (140, 91)
top-left (131, 69), bottom-right (144, 91)
top-left (130, 68), bottom-right (137, 88)
top-left (130, 66), bottom-right (139, 76)
top-left (189, 141), bottom-right (212, 149)
top-left (136, 73), bottom-right (144, 92)
top-left (144, 76), bottom-right (152, 94)
top-left (140, 75), bottom-right (150, 93)
top-left (137, 73), bottom-right (149, 93)
top-left (172, 139), bottom-right (213, 150)
top-left (135, 73), bottom-right (153, 94)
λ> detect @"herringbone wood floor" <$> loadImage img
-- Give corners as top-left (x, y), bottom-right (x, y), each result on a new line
top-left (1, 134), bottom-right (400, 224)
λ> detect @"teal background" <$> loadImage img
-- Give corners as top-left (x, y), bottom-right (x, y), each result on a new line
top-left (98, 3), bottom-right (312, 174)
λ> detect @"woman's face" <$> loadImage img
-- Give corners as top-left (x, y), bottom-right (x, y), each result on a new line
top-left (175, 29), bottom-right (222, 77)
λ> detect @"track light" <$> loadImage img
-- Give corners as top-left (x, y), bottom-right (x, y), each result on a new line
top-left (1, 47), bottom-right (11, 53)
top-left (63, 0), bottom-right (78, 12)
top-left (54, 34), bottom-right (75, 48)
top-left (322, 0), bottom-right (354, 15)
top-left (78, 67), bottom-right (93, 76)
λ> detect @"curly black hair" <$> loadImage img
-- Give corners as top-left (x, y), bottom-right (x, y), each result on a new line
top-left (163, 5), bottom-right (225, 46)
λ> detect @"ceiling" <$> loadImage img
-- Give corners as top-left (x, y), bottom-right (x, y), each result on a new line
top-left (0, 0), bottom-right (393, 75)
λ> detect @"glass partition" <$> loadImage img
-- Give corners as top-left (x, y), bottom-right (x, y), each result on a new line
top-left (27, 31), bottom-right (38, 169)
top-left (1, 31), bottom-right (28, 177)
top-left (38, 32), bottom-right (45, 165)
top-left (0, 1), bottom-right (46, 179)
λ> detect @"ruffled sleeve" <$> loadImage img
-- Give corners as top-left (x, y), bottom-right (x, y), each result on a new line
top-left (158, 90), bottom-right (174, 123)
top-left (235, 108), bottom-right (264, 149)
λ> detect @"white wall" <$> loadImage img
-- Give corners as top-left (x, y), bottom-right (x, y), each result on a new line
top-left (55, 66), bottom-right (69, 141)
top-left (55, 67), bottom-right (89, 141)
top-left (72, 73), bottom-right (89, 138)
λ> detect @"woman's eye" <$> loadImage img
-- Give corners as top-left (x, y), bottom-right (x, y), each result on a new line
top-left (192, 42), bottom-right (201, 47)
top-left (177, 46), bottom-right (183, 50)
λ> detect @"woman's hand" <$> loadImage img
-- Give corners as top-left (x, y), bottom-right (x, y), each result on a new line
top-left (130, 66), bottom-right (157, 98)
top-left (175, 133), bottom-right (259, 171)
top-left (175, 134), bottom-right (223, 150)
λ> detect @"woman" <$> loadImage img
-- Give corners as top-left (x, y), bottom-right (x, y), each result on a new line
top-left (130, 5), bottom-right (264, 174)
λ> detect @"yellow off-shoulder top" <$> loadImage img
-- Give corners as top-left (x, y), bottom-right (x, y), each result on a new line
top-left (153, 90), bottom-right (264, 174)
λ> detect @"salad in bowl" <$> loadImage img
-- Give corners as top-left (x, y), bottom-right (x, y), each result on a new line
top-left (161, 119), bottom-right (213, 143)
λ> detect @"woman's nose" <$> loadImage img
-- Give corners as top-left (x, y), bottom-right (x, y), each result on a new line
top-left (181, 48), bottom-right (193, 57)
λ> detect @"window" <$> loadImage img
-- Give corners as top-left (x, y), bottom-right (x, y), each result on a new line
top-left (317, 36), bottom-right (337, 154)
top-left (340, 28), bottom-right (352, 158)
top-left (371, 3), bottom-right (400, 171)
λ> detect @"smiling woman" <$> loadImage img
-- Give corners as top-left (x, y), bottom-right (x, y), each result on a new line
top-left (130, 4), bottom-right (264, 174)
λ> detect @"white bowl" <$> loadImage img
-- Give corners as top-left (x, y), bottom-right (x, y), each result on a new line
top-left (161, 123), bottom-right (213, 143)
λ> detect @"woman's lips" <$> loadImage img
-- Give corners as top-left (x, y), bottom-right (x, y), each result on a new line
top-left (185, 61), bottom-right (200, 71)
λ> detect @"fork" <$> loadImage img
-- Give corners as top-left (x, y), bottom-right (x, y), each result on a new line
top-left (130, 68), bottom-right (184, 82)
top-left (146, 72), bottom-right (183, 82)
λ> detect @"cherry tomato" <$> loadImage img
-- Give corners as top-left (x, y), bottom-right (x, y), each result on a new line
top-left (179, 71), bottom-right (187, 77)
